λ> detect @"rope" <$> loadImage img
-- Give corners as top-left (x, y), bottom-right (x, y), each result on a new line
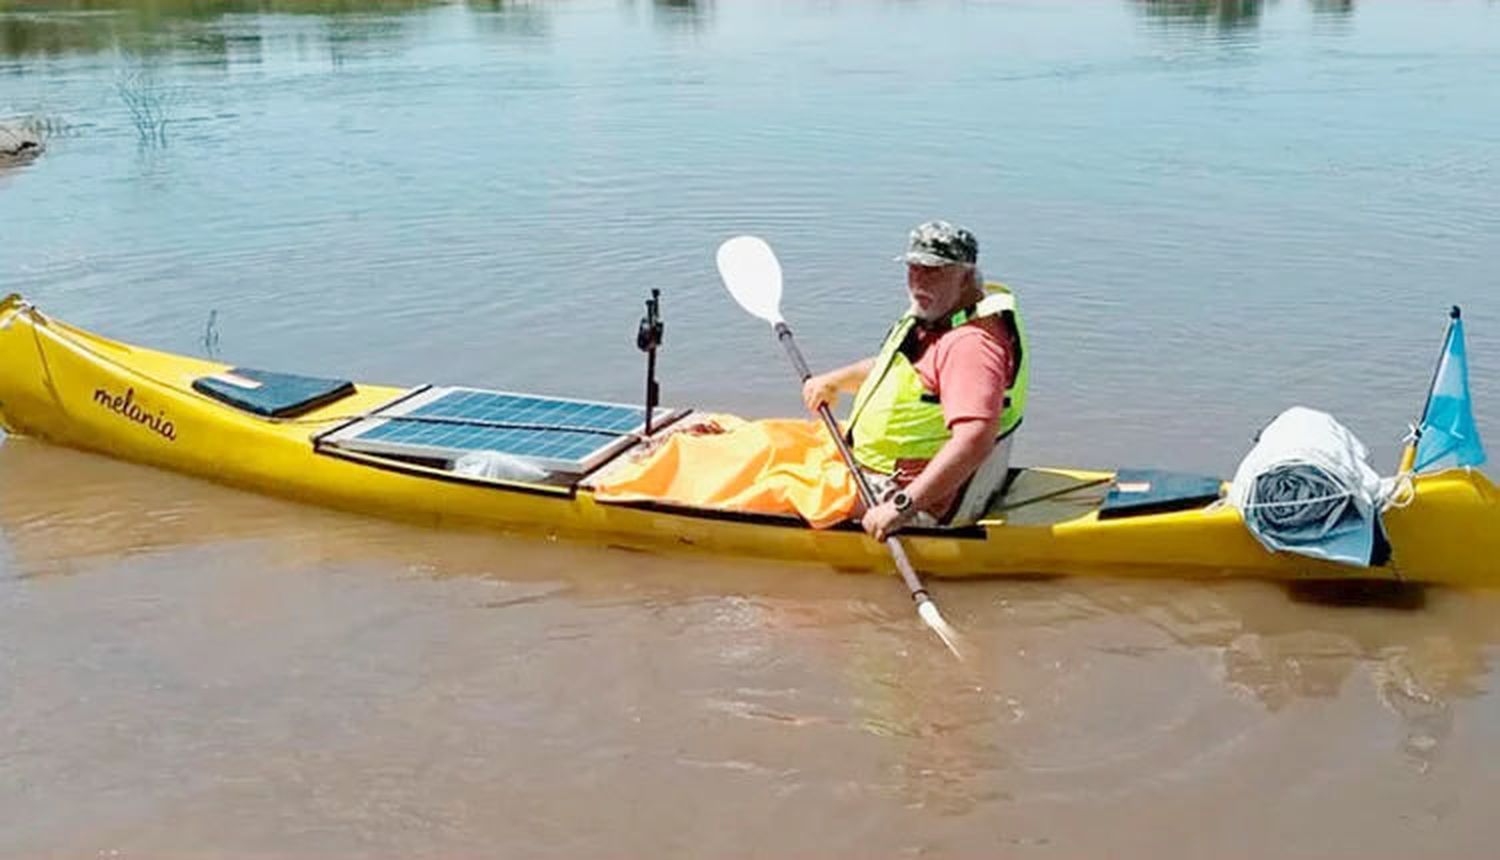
top-left (29, 316), bottom-right (70, 418)
top-left (1236, 490), bottom-right (1353, 510)
top-left (1382, 473), bottom-right (1418, 511)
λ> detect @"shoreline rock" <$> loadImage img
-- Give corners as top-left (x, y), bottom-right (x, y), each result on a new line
top-left (0, 122), bottom-right (45, 166)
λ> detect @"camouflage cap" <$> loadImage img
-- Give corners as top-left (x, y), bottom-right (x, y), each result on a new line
top-left (895, 220), bottom-right (978, 267)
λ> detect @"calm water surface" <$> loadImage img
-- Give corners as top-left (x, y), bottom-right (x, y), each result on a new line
top-left (3, 1), bottom-right (1500, 856)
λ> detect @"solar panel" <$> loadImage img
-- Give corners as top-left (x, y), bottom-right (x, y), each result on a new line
top-left (319, 386), bottom-right (687, 475)
top-left (407, 389), bottom-right (651, 435)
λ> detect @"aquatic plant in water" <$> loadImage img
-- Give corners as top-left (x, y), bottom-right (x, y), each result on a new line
top-left (116, 66), bottom-right (180, 146)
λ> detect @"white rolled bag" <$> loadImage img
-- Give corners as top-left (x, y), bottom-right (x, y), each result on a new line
top-left (1226, 406), bottom-right (1390, 567)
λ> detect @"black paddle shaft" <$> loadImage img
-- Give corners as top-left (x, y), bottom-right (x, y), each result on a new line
top-left (773, 322), bottom-right (931, 604)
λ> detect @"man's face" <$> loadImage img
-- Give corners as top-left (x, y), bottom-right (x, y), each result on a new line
top-left (906, 263), bottom-right (970, 321)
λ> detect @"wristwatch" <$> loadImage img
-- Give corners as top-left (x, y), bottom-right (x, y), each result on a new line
top-left (890, 490), bottom-right (914, 515)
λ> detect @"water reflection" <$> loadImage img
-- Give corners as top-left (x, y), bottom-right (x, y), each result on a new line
top-left (649, 0), bottom-right (713, 33)
top-left (0, 12), bottom-right (114, 59)
top-left (1132, 0), bottom-right (1356, 29)
top-left (464, 0), bottom-right (553, 40)
top-left (1122, 581), bottom-right (1491, 770)
top-left (821, 573), bottom-right (1500, 814)
top-left (1132, 0), bottom-right (1270, 29)
top-left (840, 627), bottom-right (1014, 817)
top-left (0, 0), bottom-right (1370, 63)
top-left (1309, 0), bottom-right (1354, 15)
top-left (0, 0), bottom-right (442, 61)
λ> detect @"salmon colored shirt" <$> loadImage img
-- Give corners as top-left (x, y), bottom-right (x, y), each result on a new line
top-left (909, 315), bottom-right (1017, 430)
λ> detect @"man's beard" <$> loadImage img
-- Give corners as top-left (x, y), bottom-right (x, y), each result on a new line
top-left (909, 299), bottom-right (944, 323)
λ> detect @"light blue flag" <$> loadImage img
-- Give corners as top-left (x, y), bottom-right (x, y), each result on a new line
top-left (1415, 316), bottom-right (1487, 472)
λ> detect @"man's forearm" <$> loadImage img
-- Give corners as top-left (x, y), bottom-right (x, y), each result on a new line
top-left (831, 357), bottom-right (876, 392)
top-left (903, 421), bottom-right (995, 516)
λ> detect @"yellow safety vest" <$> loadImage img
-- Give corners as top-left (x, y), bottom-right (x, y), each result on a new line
top-left (847, 283), bottom-right (1028, 476)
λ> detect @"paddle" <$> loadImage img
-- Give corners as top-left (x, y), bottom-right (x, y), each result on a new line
top-left (716, 235), bottom-right (966, 659)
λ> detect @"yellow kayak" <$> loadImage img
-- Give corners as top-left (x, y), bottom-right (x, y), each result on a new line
top-left (1, 293), bottom-right (1496, 585)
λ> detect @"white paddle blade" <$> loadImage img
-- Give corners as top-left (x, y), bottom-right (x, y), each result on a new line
top-left (918, 600), bottom-right (966, 661)
top-left (715, 235), bottom-right (784, 325)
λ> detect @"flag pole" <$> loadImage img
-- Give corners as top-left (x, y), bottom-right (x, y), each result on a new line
top-left (1397, 305), bottom-right (1462, 474)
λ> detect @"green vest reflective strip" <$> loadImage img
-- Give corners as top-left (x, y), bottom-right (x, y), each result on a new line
top-left (847, 283), bottom-right (1029, 476)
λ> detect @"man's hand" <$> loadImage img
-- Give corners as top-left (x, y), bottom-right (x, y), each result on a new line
top-left (861, 500), bottom-right (911, 542)
top-left (799, 358), bottom-right (876, 415)
top-left (802, 372), bottom-right (842, 414)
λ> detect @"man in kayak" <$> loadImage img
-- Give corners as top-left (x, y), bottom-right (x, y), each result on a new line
top-left (802, 220), bottom-right (1028, 540)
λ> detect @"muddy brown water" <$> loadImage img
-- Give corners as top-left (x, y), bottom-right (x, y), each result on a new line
top-left (5, 440), bottom-right (1500, 857)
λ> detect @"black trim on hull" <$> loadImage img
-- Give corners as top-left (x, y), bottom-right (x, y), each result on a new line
top-left (591, 496), bottom-right (990, 539)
